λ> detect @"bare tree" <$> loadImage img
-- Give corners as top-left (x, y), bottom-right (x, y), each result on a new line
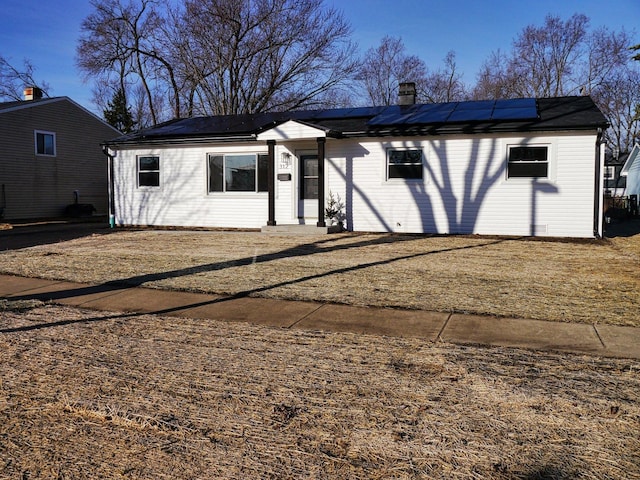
top-left (472, 14), bottom-right (590, 99)
top-left (0, 56), bottom-right (50, 101)
top-left (470, 14), bottom-right (638, 154)
top-left (359, 38), bottom-right (467, 106)
top-left (422, 51), bottom-right (467, 103)
top-left (472, 14), bottom-right (634, 99)
top-left (512, 14), bottom-right (589, 97)
top-left (177, 0), bottom-right (358, 115)
top-left (77, 0), bottom-right (181, 124)
top-left (358, 36), bottom-right (428, 106)
top-left (593, 67), bottom-right (640, 154)
top-left (580, 26), bottom-right (633, 98)
top-left (78, 0), bottom-right (358, 123)
top-left (472, 50), bottom-right (518, 100)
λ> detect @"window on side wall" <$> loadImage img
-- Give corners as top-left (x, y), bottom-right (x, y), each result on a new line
top-left (208, 153), bottom-right (269, 193)
top-left (138, 155), bottom-right (160, 187)
top-left (387, 149), bottom-right (423, 180)
top-left (35, 130), bottom-right (56, 156)
top-left (507, 146), bottom-right (548, 178)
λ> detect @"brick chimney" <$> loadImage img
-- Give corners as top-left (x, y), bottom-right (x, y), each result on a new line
top-left (398, 82), bottom-right (416, 106)
top-left (23, 87), bottom-right (43, 101)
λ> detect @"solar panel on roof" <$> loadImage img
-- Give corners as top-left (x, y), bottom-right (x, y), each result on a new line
top-left (367, 105), bottom-right (415, 125)
top-left (304, 106), bottom-right (382, 120)
top-left (405, 103), bottom-right (456, 124)
top-left (454, 99), bottom-right (496, 110)
top-left (494, 98), bottom-right (536, 109)
top-left (492, 98), bottom-right (538, 120)
top-left (447, 108), bottom-right (495, 122)
top-left (367, 98), bottom-right (538, 126)
top-left (491, 107), bottom-right (538, 120)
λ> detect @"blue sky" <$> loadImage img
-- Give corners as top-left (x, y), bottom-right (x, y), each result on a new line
top-left (0, 0), bottom-right (638, 115)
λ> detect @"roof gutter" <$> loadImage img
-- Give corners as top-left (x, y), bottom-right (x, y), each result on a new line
top-left (103, 134), bottom-right (257, 148)
top-left (593, 128), bottom-right (604, 239)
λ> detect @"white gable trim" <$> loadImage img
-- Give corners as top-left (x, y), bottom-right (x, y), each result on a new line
top-left (257, 120), bottom-right (327, 141)
top-left (620, 143), bottom-right (639, 177)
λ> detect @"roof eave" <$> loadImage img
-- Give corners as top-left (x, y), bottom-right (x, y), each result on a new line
top-left (339, 122), bottom-right (608, 138)
top-left (104, 134), bottom-right (258, 148)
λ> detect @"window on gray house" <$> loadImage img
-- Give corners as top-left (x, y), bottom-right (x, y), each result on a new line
top-left (387, 149), bottom-right (423, 179)
top-left (35, 130), bottom-right (56, 156)
top-left (208, 153), bottom-right (269, 192)
top-left (138, 155), bottom-right (160, 187)
top-left (507, 146), bottom-right (548, 178)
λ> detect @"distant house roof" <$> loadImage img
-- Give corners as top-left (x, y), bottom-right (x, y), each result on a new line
top-left (105, 96), bottom-right (609, 147)
top-left (0, 96), bottom-right (121, 134)
top-left (0, 96), bottom-right (64, 113)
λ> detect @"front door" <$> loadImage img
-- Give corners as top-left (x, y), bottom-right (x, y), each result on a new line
top-left (298, 151), bottom-right (318, 221)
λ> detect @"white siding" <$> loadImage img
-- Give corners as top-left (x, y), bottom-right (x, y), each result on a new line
top-left (325, 132), bottom-right (598, 238)
top-left (113, 144), bottom-right (269, 228)
top-left (113, 130), bottom-right (600, 237)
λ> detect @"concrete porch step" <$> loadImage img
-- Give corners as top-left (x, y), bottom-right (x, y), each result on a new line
top-left (261, 224), bottom-right (343, 234)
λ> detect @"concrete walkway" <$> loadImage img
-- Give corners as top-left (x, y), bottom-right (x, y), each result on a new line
top-left (2, 274), bottom-right (639, 360)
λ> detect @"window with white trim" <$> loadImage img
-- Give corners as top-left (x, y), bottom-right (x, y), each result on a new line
top-left (138, 155), bottom-right (160, 187)
top-left (208, 153), bottom-right (269, 192)
top-left (35, 130), bottom-right (56, 156)
top-left (603, 166), bottom-right (615, 180)
top-left (387, 149), bottom-right (423, 180)
top-left (507, 146), bottom-right (548, 178)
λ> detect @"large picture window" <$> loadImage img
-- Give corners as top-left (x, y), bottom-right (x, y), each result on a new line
top-left (387, 149), bottom-right (423, 179)
top-left (138, 155), bottom-right (160, 187)
top-left (507, 146), bottom-right (548, 178)
top-left (208, 153), bottom-right (269, 192)
top-left (35, 130), bottom-right (56, 156)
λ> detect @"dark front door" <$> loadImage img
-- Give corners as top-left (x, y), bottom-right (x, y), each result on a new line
top-left (298, 151), bottom-right (318, 220)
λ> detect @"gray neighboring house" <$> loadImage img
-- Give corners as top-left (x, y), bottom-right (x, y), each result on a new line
top-left (0, 91), bottom-right (121, 220)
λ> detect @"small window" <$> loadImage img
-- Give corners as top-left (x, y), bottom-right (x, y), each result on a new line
top-left (603, 166), bottom-right (615, 180)
top-left (604, 166), bottom-right (626, 189)
top-left (387, 149), bottom-right (423, 179)
top-left (507, 146), bottom-right (548, 178)
top-left (208, 153), bottom-right (269, 193)
top-left (138, 155), bottom-right (160, 187)
top-left (35, 130), bottom-right (56, 156)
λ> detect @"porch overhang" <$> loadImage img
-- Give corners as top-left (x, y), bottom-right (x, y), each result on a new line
top-left (256, 119), bottom-right (337, 142)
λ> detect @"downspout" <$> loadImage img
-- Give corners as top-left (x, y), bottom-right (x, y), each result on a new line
top-left (316, 137), bottom-right (326, 227)
top-left (102, 146), bottom-right (116, 228)
top-left (593, 128), bottom-right (604, 238)
top-left (267, 140), bottom-right (276, 226)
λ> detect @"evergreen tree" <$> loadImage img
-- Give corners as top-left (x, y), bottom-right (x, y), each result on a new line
top-left (104, 88), bottom-right (135, 133)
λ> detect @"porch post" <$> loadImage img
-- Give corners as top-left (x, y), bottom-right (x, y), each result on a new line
top-left (316, 137), bottom-right (326, 227)
top-left (267, 139), bottom-right (276, 226)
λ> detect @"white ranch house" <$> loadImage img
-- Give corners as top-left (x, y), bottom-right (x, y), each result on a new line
top-left (103, 93), bottom-right (608, 238)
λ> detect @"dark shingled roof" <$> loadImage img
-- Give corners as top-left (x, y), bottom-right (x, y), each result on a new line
top-left (105, 96), bottom-right (608, 146)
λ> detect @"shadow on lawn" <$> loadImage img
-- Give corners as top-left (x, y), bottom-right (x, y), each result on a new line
top-left (2, 233), bottom-right (512, 333)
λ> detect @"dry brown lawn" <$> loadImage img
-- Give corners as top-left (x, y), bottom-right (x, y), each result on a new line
top-left (1, 228), bottom-right (640, 478)
top-left (1, 302), bottom-right (639, 479)
top-left (0, 228), bottom-right (638, 325)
